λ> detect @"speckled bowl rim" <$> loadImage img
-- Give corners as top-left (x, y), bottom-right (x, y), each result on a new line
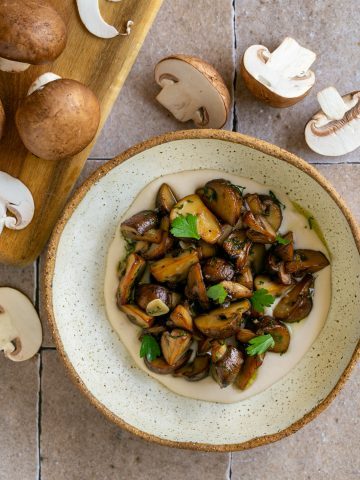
top-left (43, 129), bottom-right (360, 452)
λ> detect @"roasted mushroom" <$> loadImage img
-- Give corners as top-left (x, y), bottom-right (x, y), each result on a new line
top-left (235, 354), bottom-right (264, 390)
top-left (254, 275), bottom-right (290, 297)
top-left (145, 352), bottom-right (190, 374)
top-left (236, 328), bottom-right (256, 343)
top-left (245, 194), bottom-right (282, 231)
top-left (156, 183), bottom-right (177, 214)
top-left (273, 274), bottom-right (314, 322)
top-left (210, 340), bottom-right (228, 363)
top-left (220, 281), bottom-right (253, 299)
top-left (266, 253), bottom-right (293, 285)
top-left (135, 284), bottom-right (171, 314)
top-left (185, 263), bottom-right (210, 310)
top-left (211, 346), bottom-right (244, 388)
top-left (285, 249), bottom-right (330, 275)
top-left (243, 211), bottom-right (276, 244)
top-left (248, 243), bottom-right (266, 274)
top-left (222, 230), bottom-right (253, 270)
top-left (170, 304), bottom-right (193, 331)
top-left (121, 210), bottom-right (160, 242)
top-left (119, 304), bottom-right (154, 328)
top-left (196, 179), bottom-right (243, 226)
top-left (234, 266), bottom-right (253, 290)
top-left (274, 231), bottom-right (294, 261)
top-left (142, 216), bottom-right (174, 260)
top-left (161, 329), bottom-right (192, 365)
top-left (196, 240), bottom-right (218, 259)
top-left (150, 250), bottom-right (199, 283)
top-left (173, 355), bottom-right (210, 381)
top-left (256, 317), bottom-right (290, 354)
top-left (117, 253), bottom-right (146, 306)
top-left (203, 257), bottom-right (235, 283)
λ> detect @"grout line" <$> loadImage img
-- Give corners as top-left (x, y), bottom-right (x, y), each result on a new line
top-left (226, 451), bottom-right (233, 479)
top-left (231, 0), bottom-right (238, 133)
top-left (40, 346), bottom-right (57, 351)
top-left (37, 352), bottom-right (43, 480)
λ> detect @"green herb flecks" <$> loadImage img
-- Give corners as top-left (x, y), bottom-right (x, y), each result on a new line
top-left (170, 214), bottom-right (200, 240)
top-left (250, 288), bottom-right (275, 313)
top-left (246, 334), bottom-right (275, 356)
top-left (203, 187), bottom-right (217, 202)
top-left (269, 190), bottom-right (286, 209)
top-left (275, 234), bottom-right (290, 245)
top-left (140, 335), bottom-right (161, 362)
top-left (233, 184), bottom-right (246, 197)
top-left (206, 284), bottom-right (228, 304)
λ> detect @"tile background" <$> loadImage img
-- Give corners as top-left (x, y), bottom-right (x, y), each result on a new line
top-left (0, 1), bottom-right (359, 479)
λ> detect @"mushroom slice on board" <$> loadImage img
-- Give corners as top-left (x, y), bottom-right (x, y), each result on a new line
top-left (0, 288), bottom-right (42, 361)
top-left (0, 172), bottom-right (35, 235)
top-left (0, 1), bottom-right (67, 72)
top-left (155, 55), bottom-right (231, 129)
top-left (305, 87), bottom-right (360, 156)
top-left (241, 37), bottom-right (316, 107)
top-left (16, 74), bottom-right (101, 161)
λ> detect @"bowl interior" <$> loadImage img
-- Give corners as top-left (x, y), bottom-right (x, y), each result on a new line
top-left (48, 133), bottom-right (359, 449)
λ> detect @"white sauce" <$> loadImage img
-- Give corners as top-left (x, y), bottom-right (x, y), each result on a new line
top-left (104, 170), bottom-right (331, 404)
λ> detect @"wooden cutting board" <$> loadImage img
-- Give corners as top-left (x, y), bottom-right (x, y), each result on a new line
top-left (0, 0), bottom-right (163, 265)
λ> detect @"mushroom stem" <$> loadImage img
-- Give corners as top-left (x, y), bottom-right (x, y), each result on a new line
top-left (0, 307), bottom-right (19, 355)
top-left (317, 87), bottom-right (350, 121)
top-left (28, 72), bottom-right (62, 96)
top-left (0, 57), bottom-right (30, 73)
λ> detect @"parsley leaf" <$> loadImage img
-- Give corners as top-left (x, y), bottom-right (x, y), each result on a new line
top-left (307, 216), bottom-right (314, 230)
top-left (250, 288), bottom-right (275, 313)
top-left (233, 184), bottom-right (246, 197)
top-left (170, 214), bottom-right (200, 240)
top-left (246, 334), bottom-right (275, 356)
top-left (207, 284), bottom-right (228, 304)
top-left (269, 190), bottom-right (286, 209)
top-left (276, 234), bottom-right (290, 245)
top-left (140, 335), bottom-right (161, 362)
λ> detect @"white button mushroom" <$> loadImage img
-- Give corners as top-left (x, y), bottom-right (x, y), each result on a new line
top-left (0, 98), bottom-right (5, 140)
top-left (305, 87), bottom-right (360, 156)
top-left (241, 37), bottom-right (316, 108)
top-left (0, 172), bottom-right (34, 235)
top-left (0, 1), bottom-right (67, 73)
top-left (0, 287), bottom-right (42, 362)
top-left (15, 73), bottom-right (101, 161)
top-left (155, 55), bottom-right (231, 129)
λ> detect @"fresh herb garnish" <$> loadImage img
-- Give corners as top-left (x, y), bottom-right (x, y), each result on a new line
top-left (250, 288), bottom-right (275, 313)
top-left (307, 216), bottom-right (314, 230)
top-left (246, 334), bottom-right (275, 356)
top-left (203, 187), bottom-right (217, 202)
top-left (269, 190), bottom-right (286, 209)
top-left (140, 335), bottom-right (161, 362)
top-left (275, 234), bottom-right (290, 245)
top-left (233, 184), bottom-right (246, 197)
top-left (206, 284), bottom-right (228, 304)
top-left (170, 214), bottom-right (200, 240)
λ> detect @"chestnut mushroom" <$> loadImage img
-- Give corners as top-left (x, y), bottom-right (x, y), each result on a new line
top-left (135, 284), bottom-right (171, 315)
top-left (285, 249), bottom-right (330, 275)
top-left (274, 231), bottom-right (294, 261)
top-left (144, 352), bottom-right (190, 375)
top-left (210, 340), bottom-right (228, 363)
top-left (170, 304), bottom-right (193, 331)
top-left (243, 211), bottom-right (276, 244)
top-left (236, 328), bottom-right (256, 343)
top-left (273, 274), bottom-right (314, 323)
top-left (185, 263), bottom-right (210, 310)
top-left (141, 216), bottom-right (174, 260)
top-left (156, 183), bottom-right (177, 214)
top-left (119, 304), bottom-right (154, 328)
top-left (219, 281), bottom-right (253, 299)
top-left (222, 230), bottom-right (253, 271)
top-left (211, 346), bottom-right (244, 388)
top-left (254, 275), bottom-right (290, 297)
top-left (266, 253), bottom-right (293, 285)
top-left (121, 210), bottom-right (159, 238)
top-left (173, 355), bottom-right (210, 382)
top-left (234, 266), bottom-right (253, 290)
top-left (196, 240), bottom-right (218, 259)
top-left (248, 243), bottom-right (266, 274)
top-left (161, 329), bottom-right (192, 366)
top-left (150, 250), bottom-right (199, 283)
top-left (235, 354), bottom-right (264, 390)
top-left (256, 317), bottom-right (290, 354)
top-left (117, 253), bottom-right (146, 306)
top-left (203, 257), bottom-right (235, 283)
top-left (196, 179), bottom-right (243, 226)
top-left (245, 194), bottom-right (282, 231)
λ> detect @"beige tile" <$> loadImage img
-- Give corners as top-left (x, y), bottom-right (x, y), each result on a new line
top-left (234, 0), bottom-right (360, 163)
top-left (231, 363), bottom-right (360, 480)
top-left (91, 0), bottom-right (235, 159)
top-left (0, 355), bottom-right (39, 480)
top-left (40, 350), bottom-right (230, 480)
top-left (39, 160), bottom-right (107, 347)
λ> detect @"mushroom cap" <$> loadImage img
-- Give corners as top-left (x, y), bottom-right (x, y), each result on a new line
top-left (155, 54), bottom-right (231, 129)
top-left (15, 79), bottom-right (101, 161)
top-left (0, 98), bottom-right (5, 139)
top-left (0, 0), bottom-right (67, 65)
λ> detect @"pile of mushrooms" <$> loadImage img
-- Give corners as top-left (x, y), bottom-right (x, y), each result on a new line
top-left (117, 179), bottom-right (330, 389)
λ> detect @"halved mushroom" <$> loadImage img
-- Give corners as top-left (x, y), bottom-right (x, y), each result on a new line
top-left (203, 257), bottom-right (235, 283)
top-left (156, 183), bottom-right (177, 214)
top-left (223, 230), bottom-right (253, 271)
top-left (0, 288), bottom-right (42, 361)
top-left (273, 274), bottom-right (314, 323)
top-left (135, 284), bottom-right (171, 314)
top-left (220, 281), bottom-right (252, 300)
top-left (216, 224), bottom-right (233, 246)
top-left (235, 354), bottom-right (264, 390)
top-left (234, 266), bottom-right (253, 290)
top-left (142, 216), bottom-right (173, 260)
top-left (241, 37), bottom-right (316, 108)
top-left (194, 300), bottom-right (251, 338)
top-left (256, 317), bottom-right (290, 354)
top-left (243, 211), bottom-right (276, 243)
top-left (285, 249), bottom-right (330, 275)
top-left (0, 99), bottom-right (5, 139)
top-left (144, 352), bottom-right (190, 375)
top-left (236, 328), bottom-right (256, 343)
top-left (245, 194), bottom-right (282, 231)
top-left (0, 1), bottom-right (67, 72)
top-left (248, 243), bottom-right (266, 274)
top-left (155, 55), bottom-right (231, 129)
top-left (185, 263), bottom-right (210, 310)
top-left (170, 304), bottom-right (193, 331)
top-left (119, 304), bottom-right (154, 328)
top-left (170, 194), bottom-right (222, 244)
top-left (274, 231), bottom-right (294, 261)
top-left (117, 253), bottom-right (146, 305)
top-left (173, 355), bottom-right (210, 381)
top-left (210, 340), bottom-right (228, 363)
top-left (211, 346), bottom-right (244, 388)
top-left (121, 210), bottom-right (160, 238)
top-left (305, 87), bottom-right (360, 156)
top-left (266, 253), bottom-right (293, 285)
top-left (196, 179), bottom-right (243, 226)
top-left (150, 250), bottom-right (199, 283)
top-left (254, 275), bottom-right (290, 297)
top-left (161, 329), bottom-right (192, 366)
top-left (196, 240), bottom-right (218, 259)
top-left (16, 76), bottom-right (100, 161)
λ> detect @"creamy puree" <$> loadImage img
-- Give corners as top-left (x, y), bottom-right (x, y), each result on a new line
top-left (104, 170), bottom-right (331, 403)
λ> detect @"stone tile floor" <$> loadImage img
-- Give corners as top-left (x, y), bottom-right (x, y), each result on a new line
top-left (0, 1), bottom-right (359, 479)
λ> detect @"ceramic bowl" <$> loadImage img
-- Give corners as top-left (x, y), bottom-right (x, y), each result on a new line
top-left (44, 130), bottom-right (359, 451)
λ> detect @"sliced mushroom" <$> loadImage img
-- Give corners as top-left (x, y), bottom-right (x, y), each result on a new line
top-left (216, 224), bottom-right (233, 246)
top-left (155, 55), bottom-right (231, 129)
top-left (196, 179), bottom-right (243, 226)
top-left (256, 317), bottom-right (290, 354)
top-left (185, 263), bottom-right (210, 310)
top-left (222, 230), bottom-right (253, 271)
top-left (170, 304), bottom-right (193, 331)
top-left (243, 211), bottom-right (276, 243)
top-left (196, 240), bottom-right (218, 259)
top-left (0, 288), bottom-right (42, 361)
top-left (161, 329), bottom-right (192, 366)
top-left (236, 328), bottom-right (256, 343)
top-left (135, 284), bottom-right (171, 312)
top-left (170, 194), bottom-right (222, 244)
top-left (211, 346), bottom-right (244, 388)
top-left (119, 304), bottom-right (154, 328)
top-left (121, 210), bottom-right (159, 237)
top-left (305, 87), bottom-right (360, 156)
top-left (235, 354), bottom-right (264, 390)
top-left (173, 355), bottom-right (210, 381)
top-left (285, 249), bottom-right (330, 275)
top-left (241, 37), bottom-right (316, 107)
top-left (203, 257), bottom-right (235, 283)
top-left (245, 194), bottom-right (282, 231)
top-left (210, 340), bottom-right (228, 363)
top-left (254, 275), bottom-right (290, 297)
top-left (150, 250), bottom-right (199, 283)
top-left (144, 352), bottom-right (190, 375)
top-left (220, 281), bottom-right (253, 299)
top-left (117, 253), bottom-right (146, 306)
top-left (245, 193), bottom-right (264, 215)
top-left (234, 266), bottom-right (253, 290)
top-left (274, 231), bottom-right (294, 261)
top-left (156, 183), bottom-right (177, 214)
top-left (142, 216), bottom-right (174, 260)
top-left (194, 300), bottom-right (251, 338)
top-left (273, 274), bottom-right (314, 323)
top-left (266, 253), bottom-right (293, 285)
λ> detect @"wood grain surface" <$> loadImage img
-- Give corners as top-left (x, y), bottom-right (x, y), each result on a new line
top-left (0, 0), bottom-right (163, 265)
